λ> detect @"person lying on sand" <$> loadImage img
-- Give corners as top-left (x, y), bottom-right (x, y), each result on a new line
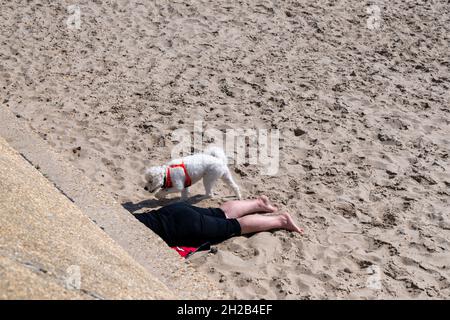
top-left (135, 196), bottom-right (303, 251)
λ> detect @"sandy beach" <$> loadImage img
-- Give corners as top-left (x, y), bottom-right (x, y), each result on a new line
top-left (1, 0), bottom-right (449, 299)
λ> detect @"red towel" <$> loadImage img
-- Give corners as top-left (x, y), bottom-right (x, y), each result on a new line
top-left (171, 246), bottom-right (198, 258)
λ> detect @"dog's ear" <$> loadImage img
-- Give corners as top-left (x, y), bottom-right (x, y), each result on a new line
top-left (144, 166), bottom-right (164, 181)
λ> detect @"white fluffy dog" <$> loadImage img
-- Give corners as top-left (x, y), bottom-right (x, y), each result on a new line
top-left (144, 146), bottom-right (242, 200)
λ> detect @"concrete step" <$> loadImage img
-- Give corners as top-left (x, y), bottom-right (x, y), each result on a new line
top-left (0, 105), bottom-right (225, 299)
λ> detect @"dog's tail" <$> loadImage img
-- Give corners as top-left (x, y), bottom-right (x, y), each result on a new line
top-left (204, 146), bottom-right (228, 165)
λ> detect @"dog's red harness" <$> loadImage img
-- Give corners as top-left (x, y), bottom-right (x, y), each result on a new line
top-left (163, 163), bottom-right (192, 189)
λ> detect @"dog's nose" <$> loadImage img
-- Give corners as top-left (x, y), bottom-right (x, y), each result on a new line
top-left (144, 186), bottom-right (148, 191)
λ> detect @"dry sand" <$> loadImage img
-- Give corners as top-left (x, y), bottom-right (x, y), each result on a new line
top-left (1, 0), bottom-right (449, 299)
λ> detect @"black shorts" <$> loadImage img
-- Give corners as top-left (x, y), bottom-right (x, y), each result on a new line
top-left (135, 202), bottom-right (241, 247)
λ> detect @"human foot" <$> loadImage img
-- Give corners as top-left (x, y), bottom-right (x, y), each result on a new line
top-left (280, 212), bottom-right (303, 234)
top-left (257, 195), bottom-right (277, 213)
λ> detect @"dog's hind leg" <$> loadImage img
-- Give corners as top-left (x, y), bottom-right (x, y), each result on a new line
top-left (222, 169), bottom-right (242, 199)
top-left (203, 173), bottom-right (221, 198)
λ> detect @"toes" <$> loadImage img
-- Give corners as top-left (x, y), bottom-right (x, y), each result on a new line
top-left (281, 212), bottom-right (303, 234)
top-left (259, 195), bottom-right (276, 212)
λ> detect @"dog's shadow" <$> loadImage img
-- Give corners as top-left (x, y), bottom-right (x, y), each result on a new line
top-left (122, 194), bottom-right (207, 214)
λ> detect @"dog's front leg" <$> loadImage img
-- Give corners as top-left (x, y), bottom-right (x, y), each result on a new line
top-left (170, 181), bottom-right (188, 201)
top-left (181, 188), bottom-right (189, 201)
top-left (155, 189), bottom-right (169, 199)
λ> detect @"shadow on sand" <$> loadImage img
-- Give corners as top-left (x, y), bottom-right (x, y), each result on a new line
top-left (122, 194), bottom-right (207, 214)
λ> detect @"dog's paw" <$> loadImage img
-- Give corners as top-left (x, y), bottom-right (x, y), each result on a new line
top-left (155, 192), bottom-right (167, 200)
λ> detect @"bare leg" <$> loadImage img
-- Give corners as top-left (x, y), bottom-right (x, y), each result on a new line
top-left (220, 195), bottom-right (277, 219)
top-left (237, 212), bottom-right (303, 235)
